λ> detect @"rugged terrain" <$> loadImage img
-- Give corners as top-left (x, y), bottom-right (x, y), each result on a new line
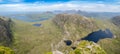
top-left (0, 16), bottom-right (13, 46)
top-left (0, 14), bottom-right (120, 54)
top-left (112, 16), bottom-right (120, 27)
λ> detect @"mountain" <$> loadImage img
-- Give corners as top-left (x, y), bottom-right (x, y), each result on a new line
top-left (0, 16), bottom-right (13, 46)
top-left (53, 10), bottom-right (120, 19)
top-left (52, 14), bottom-right (100, 44)
top-left (52, 14), bottom-right (120, 54)
top-left (4, 12), bottom-right (55, 22)
top-left (112, 16), bottom-right (120, 27)
top-left (4, 14), bottom-right (120, 54)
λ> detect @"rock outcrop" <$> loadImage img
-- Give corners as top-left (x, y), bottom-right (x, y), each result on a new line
top-left (52, 14), bottom-right (98, 39)
top-left (53, 14), bottom-right (97, 30)
top-left (69, 41), bottom-right (106, 54)
top-left (112, 16), bottom-right (120, 27)
top-left (47, 41), bottom-right (106, 54)
top-left (0, 17), bottom-right (13, 46)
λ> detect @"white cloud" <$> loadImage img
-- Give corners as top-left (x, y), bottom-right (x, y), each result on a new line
top-left (0, 1), bottom-right (120, 12)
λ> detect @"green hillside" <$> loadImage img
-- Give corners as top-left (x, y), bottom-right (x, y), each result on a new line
top-left (12, 20), bottom-right (63, 54)
top-left (52, 14), bottom-right (120, 54)
top-left (69, 40), bottom-right (106, 54)
top-left (0, 14), bottom-right (120, 54)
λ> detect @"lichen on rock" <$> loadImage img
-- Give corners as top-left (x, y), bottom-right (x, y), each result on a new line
top-left (0, 46), bottom-right (14, 54)
top-left (69, 40), bottom-right (106, 54)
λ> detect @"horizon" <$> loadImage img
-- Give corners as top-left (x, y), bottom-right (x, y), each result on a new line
top-left (0, 0), bottom-right (120, 12)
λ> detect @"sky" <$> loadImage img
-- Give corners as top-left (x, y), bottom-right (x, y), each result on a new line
top-left (0, 0), bottom-right (120, 12)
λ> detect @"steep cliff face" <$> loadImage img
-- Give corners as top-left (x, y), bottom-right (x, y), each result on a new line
top-left (112, 16), bottom-right (120, 27)
top-left (0, 17), bottom-right (13, 46)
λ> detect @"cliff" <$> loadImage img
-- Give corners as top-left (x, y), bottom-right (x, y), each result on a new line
top-left (0, 17), bottom-right (13, 46)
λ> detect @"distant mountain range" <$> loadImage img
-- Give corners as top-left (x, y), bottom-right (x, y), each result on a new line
top-left (1, 10), bottom-right (120, 20)
top-left (53, 10), bottom-right (120, 19)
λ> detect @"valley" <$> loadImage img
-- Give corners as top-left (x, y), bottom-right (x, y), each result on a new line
top-left (0, 13), bottom-right (118, 54)
top-left (0, 11), bottom-right (120, 54)
top-left (1, 0), bottom-right (120, 54)
top-left (12, 20), bottom-right (63, 54)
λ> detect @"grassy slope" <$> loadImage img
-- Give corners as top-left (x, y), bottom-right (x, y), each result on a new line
top-left (11, 17), bottom-right (120, 54)
top-left (95, 19), bottom-right (120, 54)
top-left (12, 20), bottom-right (63, 54)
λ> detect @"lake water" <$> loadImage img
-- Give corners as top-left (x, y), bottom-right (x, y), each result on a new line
top-left (80, 29), bottom-right (114, 43)
top-left (33, 24), bottom-right (41, 27)
top-left (11, 16), bottom-right (49, 22)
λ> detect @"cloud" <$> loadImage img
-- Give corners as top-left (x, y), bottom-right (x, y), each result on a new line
top-left (0, 1), bottom-right (120, 12)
